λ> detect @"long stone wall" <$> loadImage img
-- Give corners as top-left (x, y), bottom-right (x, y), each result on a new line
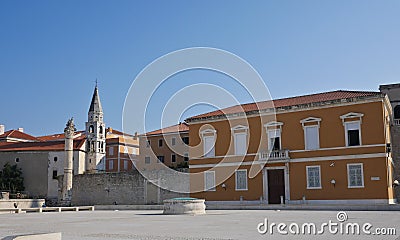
top-left (71, 170), bottom-right (188, 206)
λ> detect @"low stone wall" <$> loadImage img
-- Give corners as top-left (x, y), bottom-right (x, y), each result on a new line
top-left (0, 199), bottom-right (45, 209)
top-left (71, 170), bottom-right (188, 206)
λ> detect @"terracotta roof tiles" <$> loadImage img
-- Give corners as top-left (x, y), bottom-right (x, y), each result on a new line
top-left (144, 123), bottom-right (189, 136)
top-left (187, 90), bottom-right (383, 121)
top-left (0, 130), bottom-right (39, 141)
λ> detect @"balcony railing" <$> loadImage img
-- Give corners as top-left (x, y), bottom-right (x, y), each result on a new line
top-left (258, 149), bottom-right (290, 161)
top-left (394, 119), bottom-right (400, 126)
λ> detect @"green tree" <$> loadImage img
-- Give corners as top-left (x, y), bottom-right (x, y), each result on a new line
top-left (0, 163), bottom-right (24, 193)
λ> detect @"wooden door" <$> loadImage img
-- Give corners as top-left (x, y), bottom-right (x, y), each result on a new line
top-left (267, 169), bottom-right (285, 204)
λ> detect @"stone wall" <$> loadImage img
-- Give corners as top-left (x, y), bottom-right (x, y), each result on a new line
top-left (71, 169), bottom-right (188, 206)
top-left (0, 199), bottom-right (45, 209)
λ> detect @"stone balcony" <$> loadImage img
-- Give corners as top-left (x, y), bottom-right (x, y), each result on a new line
top-left (258, 149), bottom-right (290, 162)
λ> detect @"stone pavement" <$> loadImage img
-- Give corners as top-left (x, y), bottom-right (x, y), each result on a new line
top-left (0, 210), bottom-right (399, 240)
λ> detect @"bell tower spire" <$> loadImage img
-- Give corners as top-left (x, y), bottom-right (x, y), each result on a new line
top-left (85, 84), bottom-right (106, 172)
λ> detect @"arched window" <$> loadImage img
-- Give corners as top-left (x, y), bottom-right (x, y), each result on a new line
top-left (99, 126), bottom-right (103, 134)
top-left (394, 105), bottom-right (400, 119)
top-left (89, 125), bottom-right (94, 133)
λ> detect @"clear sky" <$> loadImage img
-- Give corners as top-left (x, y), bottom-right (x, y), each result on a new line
top-left (0, 1), bottom-right (399, 136)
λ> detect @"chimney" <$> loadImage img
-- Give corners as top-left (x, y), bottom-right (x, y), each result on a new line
top-left (0, 125), bottom-right (4, 135)
top-left (18, 128), bottom-right (24, 133)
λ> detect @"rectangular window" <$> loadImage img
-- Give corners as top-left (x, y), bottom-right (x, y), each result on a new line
top-left (234, 133), bottom-right (247, 155)
top-left (158, 139), bottom-right (163, 147)
top-left (184, 152), bottom-right (189, 162)
top-left (171, 154), bottom-right (176, 163)
top-left (124, 160), bottom-right (128, 170)
top-left (347, 163), bottom-right (364, 188)
top-left (203, 136), bottom-right (215, 157)
top-left (268, 129), bottom-right (281, 150)
top-left (306, 166), bottom-right (321, 189)
top-left (157, 155), bottom-right (164, 163)
top-left (304, 126), bottom-right (319, 150)
top-left (146, 140), bottom-right (150, 148)
top-left (182, 137), bottom-right (189, 144)
top-left (145, 156), bottom-right (150, 164)
top-left (235, 169), bottom-right (248, 190)
top-left (171, 137), bottom-right (176, 146)
top-left (109, 146), bottom-right (114, 156)
top-left (52, 170), bottom-right (58, 180)
top-left (124, 146), bottom-right (129, 154)
top-left (108, 160), bottom-right (114, 170)
top-left (345, 122), bottom-right (361, 146)
top-left (204, 171), bottom-right (216, 191)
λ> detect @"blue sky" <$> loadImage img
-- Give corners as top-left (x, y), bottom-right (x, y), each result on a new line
top-left (0, 1), bottom-right (399, 136)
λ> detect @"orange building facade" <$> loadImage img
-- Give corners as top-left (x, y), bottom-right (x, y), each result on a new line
top-left (104, 128), bottom-right (139, 172)
top-left (137, 123), bottom-right (189, 171)
top-left (188, 91), bottom-right (396, 204)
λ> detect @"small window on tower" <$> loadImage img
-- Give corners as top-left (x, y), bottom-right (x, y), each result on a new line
top-left (99, 126), bottom-right (103, 134)
top-left (89, 125), bottom-right (94, 133)
top-left (54, 157), bottom-right (58, 162)
top-left (52, 170), bottom-right (58, 179)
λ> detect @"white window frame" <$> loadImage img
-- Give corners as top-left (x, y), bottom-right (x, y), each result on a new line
top-left (306, 165), bottom-right (322, 189)
top-left (264, 121), bottom-right (283, 151)
top-left (171, 137), bottom-right (176, 146)
top-left (144, 156), bottom-right (150, 164)
top-left (109, 146), bottom-right (114, 155)
top-left (234, 132), bottom-right (247, 155)
top-left (123, 160), bottom-right (128, 170)
top-left (304, 125), bottom-right (320, 150)
top-left (347, 163), bottom-right (364, 188)
top-left (231, 125), bottom-right (248, 156)
top-left (204, 171), bottom-right (216, 191)
top-left (344, 121), bottom-right (362, 147)
top-left (267, 129), bottom-right (282, 151)
top-left (108, 160), bottom-right (114, 170)
top-left (124, 146), bottom-right (129, 154)
top-left (300, 117), bottom-right (321, 150)
top-left (235, 169), bottom-right (248, 191)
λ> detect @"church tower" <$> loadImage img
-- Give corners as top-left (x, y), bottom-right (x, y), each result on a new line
top-left (85, 85), bottom-right (106, 172)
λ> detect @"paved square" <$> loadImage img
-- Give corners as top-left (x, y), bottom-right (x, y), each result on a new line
top-left (0, 210), bottom-right (398, 240)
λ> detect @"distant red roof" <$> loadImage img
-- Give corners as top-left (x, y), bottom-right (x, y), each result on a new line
top-left (187, 90), bottom-right (383, 121)
top-left (145, 123), bottom-right (189, 136)
top-left (107, 128), bottom-right (135, 137)
top-left (0, 138), bottom-right (86, 152)
top-left (0, 130), bottom-right (39, 142)
top-left (37, 131), bottom-right (86, 141)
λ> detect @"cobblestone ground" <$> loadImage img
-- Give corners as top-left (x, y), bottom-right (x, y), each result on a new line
top-left (0, 210), bottom-right (399, 240)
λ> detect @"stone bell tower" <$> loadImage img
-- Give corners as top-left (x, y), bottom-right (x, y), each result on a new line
top-left (60, 118), bottom-right (75, 206)
top-left (85, 85), bottom-right (106, 173)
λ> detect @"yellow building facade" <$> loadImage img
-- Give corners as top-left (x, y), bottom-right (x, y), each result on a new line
top-left (188, 90), bottom-right (396, 204)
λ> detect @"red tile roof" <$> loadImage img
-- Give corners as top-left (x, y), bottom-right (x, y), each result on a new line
top-left (0, 138), bottom-right (86, 152)
top-left (187, 90), bottom-right (383, 121)
top-left (37, 131), bottom-right (86, 141)
top-left (106, 128), bottom-right (135, 137)
top-left (0, 130), bottom-right (39, 142)
top-left (145, 123), bottom-right (189, 136)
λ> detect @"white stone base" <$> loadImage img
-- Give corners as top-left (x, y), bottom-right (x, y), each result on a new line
top-left (163, 198), bottom-right (206, 215)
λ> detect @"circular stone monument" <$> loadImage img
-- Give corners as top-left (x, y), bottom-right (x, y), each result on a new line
top-left (163, 198), bottom-right (206, 215)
